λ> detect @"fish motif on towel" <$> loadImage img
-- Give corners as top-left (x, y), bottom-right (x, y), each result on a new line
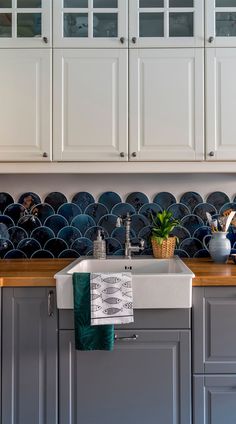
top-left (91, 305), bottom-right (102, 312)
top-left (102, 287), bottom-right (121, 295)
top-left (124, 302), bottom-right (133, 309)
top-left (91, 293), bottom-right (102, 301)
top-left (103, 307), bottom-right (123, 315)
top-left (90, 274), bottom-right (100, 280)
top-left (91, 282), bottom-right (101, 290)
top-left (102, 277), bottom-right (122, 284)
top-left (103, 297), bottom-right (122, 305)
top-left (122, 280), bottom-right (132, 289)
top-left (122, 290), bottom-right (132, 298)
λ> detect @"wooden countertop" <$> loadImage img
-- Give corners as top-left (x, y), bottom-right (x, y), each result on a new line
top-left (0, 258), bottom-right (236, 287)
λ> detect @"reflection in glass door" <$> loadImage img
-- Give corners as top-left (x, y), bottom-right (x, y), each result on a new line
top-left (54, 0), bottom-right (127, 47)
top-left (129, 0), bottom-right (204, 47)
top-left (206, 0), bottom-right (236, 46)
top-left (0, 0), bottom-right (51, 46)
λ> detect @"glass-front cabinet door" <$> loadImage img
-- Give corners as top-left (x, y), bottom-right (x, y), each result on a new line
top-left (129, 0), bottom-right (204, 47)
top-left (53, 0), bottom-right (128, 47)
top-left (0, 0), bottom-right (51, 47)
top-left (206, 0), bottom-right (236, 47)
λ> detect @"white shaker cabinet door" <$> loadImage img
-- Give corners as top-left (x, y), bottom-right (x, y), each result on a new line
top-left (206, 48), bottom-right (236, 161)
top-left (53, 49), bottom-right (128, 161)
top-left (0, 49), bottom-right (52, 161)
top-left (129, 48), bottom-right (204, 161)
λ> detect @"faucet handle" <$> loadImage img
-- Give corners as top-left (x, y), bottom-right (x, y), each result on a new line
top-left (139, 239), bottom-right (145, 249)
top-left (116, 216), bottom-right (123, 228)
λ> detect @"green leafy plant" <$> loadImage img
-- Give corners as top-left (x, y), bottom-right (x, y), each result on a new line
top-left (151, 210), bottom-right (179, 246)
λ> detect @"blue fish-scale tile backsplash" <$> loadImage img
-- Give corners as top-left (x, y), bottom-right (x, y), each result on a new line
top-left (0, 190), bottom-right (236, 259)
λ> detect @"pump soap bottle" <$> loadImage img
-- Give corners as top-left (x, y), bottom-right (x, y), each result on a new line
top-left (93, 229), bottom-right (106, 259)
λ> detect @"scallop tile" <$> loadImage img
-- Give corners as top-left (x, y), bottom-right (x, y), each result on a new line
top-left (31, 250), bottom-right (54, 259)
top-left (181, 214), bottom-right (204, 236)
top-left (71, 214), bottom-right (96, 235)
top-left (111, 203), bottom-right (136, 218)
top-left (126, 192), bottom-right (149, 212)
top-left (179, 238), bottom-right (203, 257)
top-left (58, 226), bottom-right (82, 247)
top-left (71, 237), bottom-right (93, 255)
top-left (18, 215), bottom-right (41, 235)
top-left (180, 192), bottom-right (203, 212)
top-left (44, 238), bottom-right (68, 258)
top-left (139, 203), bottom-right (162, 221)
top-left (98, 214), bottom-right (118, 236)
top-left (98, 192), bottom-right (122, 212)
top-left (84, 203), bottom-right (109, 224)
top-left (138, 226), bottom-right (152, 247)
top-left (58, 203), bottom-right (82, 224)
top-left (44, 215), bottom-right (68, 236)
top-left (72, 192), bottom-right (94, 212)
top-left (153, 192), bottom-right (176, 210)
top-left (207, 192), bottom-right (230, 212)
top-left (219, 202), bottom-right (236, 215)
top-left (59, 249), bottom-right (80, 259)
top-left (31, 203), bottom-right (55, 224)
top-left (193, 226), bottom-right (212, 242)
top-left (44, 192), bottom-right (67, 212)
top-left (17, 238), bottom-right (41, 258)
top-left (171, 225), bottom-right (191, 244)
top-left (84, 226), bottom-right (109, 241)
top-left (31, 226), bottom-right (55, 247)
top-left (0, 223), bottom-right (9, 239)
top-left (0, 239), bottom-right (14, 258)
top-left (174, 249), bottom-right (190, 258)
top-left (130, 214), bottom-right (150, 234)
top-left (18, 192), bottom-right (41, 211)
top-left (193, 203), bottom-right (217, 222)
top-left (111, 227), bottom-right (136, 244)
top-left (4, 249), bottom-right (27, 259)
top-left (0, 192), bottom-right (14, 213)
top-left (105, 237), bottom-right (122, 255)
top-left (0, 215), bottom-right (14, 228)
top-left (193, 249), bottom-right (210, 258)
top-left (167, 203), bottom-right (190, 220)
top-left (8, 226), bottom-right (28, 247)
top-left (4, 203), bottom-right (26, 224)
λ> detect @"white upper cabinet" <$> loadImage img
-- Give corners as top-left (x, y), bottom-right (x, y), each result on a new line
top-left (129, 48), bottom-right (204, 161)
top-left (0, 0), bottom-right (51, 47)
top-left (206, 0), bottom-right (236, 47)
top-left (206, 48), bottom-right (236, 161)
top-left (0, 49), bottom-right (52, 161)
top-left (53, 49), bottom-right (128, 161)
top-left (53, 0), bottom-right (128, 48)
top-left (129, 0), bottom-right (204, 48)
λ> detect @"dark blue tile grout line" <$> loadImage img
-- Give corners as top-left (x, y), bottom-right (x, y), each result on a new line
top-left (0, 190), bottom-right (236, 259)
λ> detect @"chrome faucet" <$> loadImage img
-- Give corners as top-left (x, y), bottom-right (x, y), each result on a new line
top-left (116, 213), bottom-right (145, 259)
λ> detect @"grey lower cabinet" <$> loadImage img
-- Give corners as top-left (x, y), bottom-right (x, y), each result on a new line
top-left (1, 287), bottom-right (58, 424)
top-left (192, 287), bottom-right (236, 424)
top-left (59, 310), bottom-right (191, 424)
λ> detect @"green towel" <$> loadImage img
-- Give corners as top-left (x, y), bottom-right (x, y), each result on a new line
top-left (73, 272), bottom-right (114, 351)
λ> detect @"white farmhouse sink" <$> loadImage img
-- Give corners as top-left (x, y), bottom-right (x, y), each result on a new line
top-left (55, 256), bottom-right (194, 309)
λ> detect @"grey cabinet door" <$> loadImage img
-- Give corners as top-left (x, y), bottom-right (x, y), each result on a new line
top-left (59, 329), bottom-right (191, 424)
top-left (193, 287), bottom-right (236, 374)
top-left (2, 287), bottom-right (58, 424)
top-left (193, 375), bottom-right (236, 424)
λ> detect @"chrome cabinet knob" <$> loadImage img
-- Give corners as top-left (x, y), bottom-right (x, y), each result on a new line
top-left (208, 36), bottom-right (214, 43)
top-left (43, 152), bottom-right (48, 158)
top-left (120, 152), bottom-right (125, 157)
top-left (132, 37), bottom-right (137, 44)
top-left (43, 36), bottom-right (48, 44)
top-left (209, 151), bottom-right (215, 157)
top-left (131, 152), bottom-right (137, 157)
top-left (120, 37), bottom-right (125, 44)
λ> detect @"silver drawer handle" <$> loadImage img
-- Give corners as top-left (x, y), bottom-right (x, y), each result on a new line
top-left (48, 290), bottom-right (54, 317)
top-left (115, 334), bottom-right (138, 341)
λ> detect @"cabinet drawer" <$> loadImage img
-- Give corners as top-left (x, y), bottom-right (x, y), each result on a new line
top-left (193, 287), bottom-right (236, 374)
top-left (59, 308), bottom-right (191, 330)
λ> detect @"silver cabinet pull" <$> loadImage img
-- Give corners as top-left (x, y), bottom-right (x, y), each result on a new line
top-left (115, 334), bottom-right (138, 341)
top-left (209, 151), bottom-right (215, 157)
top-left (132, 37), bottom-right (137, 44)
top-left (120, 37), bottom-right (125, 44)
top-left (43, 36), bottom-right (48, 44)
top-left (43, 152), bottom-right (48, 158)
top-left (208, 36), bottom-right (214, 43)
top-left (48, 290), bottom-right (54, 317)
top-left (120, 152), bottom-right (125, 157)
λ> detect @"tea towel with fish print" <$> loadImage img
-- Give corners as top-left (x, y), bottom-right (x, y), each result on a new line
top-left (73, 272), bottom-right (114, 351)
top-left (90, 272), bottom-right (134, 325)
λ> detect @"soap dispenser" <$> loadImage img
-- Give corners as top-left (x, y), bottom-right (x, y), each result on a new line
top-left (93, 229), bottom-right (106, 259)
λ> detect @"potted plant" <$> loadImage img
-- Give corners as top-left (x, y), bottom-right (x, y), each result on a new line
top-left (151, 210), bottom-right (179, 259)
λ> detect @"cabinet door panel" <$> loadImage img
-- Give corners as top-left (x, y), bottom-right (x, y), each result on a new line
top-left (129, 48), bottom-right (204, 161)
top-left (129, 0), bottom-right (204, 47)
top-left (0, 0), bottom-right (51, 47)
top-left (193, 375), bottom-right (236, 424)
top-left (53, 0), bottom-right (127, 47)
top-left (59, 329), bottom-right (191, 424)
top-left (2, 288), bottom-right (57, 424)
top-left (193, 287), bottom-right (236, 374)
top-left (206, 48), bottom-right (236, 160)
top-left (53, 49), bottom-right (128, 161)
top-left (206, 1), bottom-right (236, 47)
top-left (0, 49), bottom-right (52, 161)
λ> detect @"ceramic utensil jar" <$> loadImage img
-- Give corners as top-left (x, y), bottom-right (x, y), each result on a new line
top-left (203, 232), bottom-right (231, 263)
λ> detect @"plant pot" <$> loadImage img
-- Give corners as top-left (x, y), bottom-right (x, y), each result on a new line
top-left (151, 236), bottom-right (176, 259)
